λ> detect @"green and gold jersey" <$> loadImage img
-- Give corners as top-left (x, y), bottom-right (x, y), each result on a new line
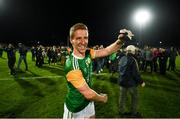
top-left (64, 49), bottom-right (95, 112)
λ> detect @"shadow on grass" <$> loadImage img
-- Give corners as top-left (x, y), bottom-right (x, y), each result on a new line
top-left (174, 69), bottom-right (180, 77)
top-left (0, 104), bottom-right (26, 117)
top-left (165, 73), bottom-right (180, 81)
top-left (0, 78), bottom-right (45, 117)
top-left (37, 78), bottom-right (57, 86)
top-left (14, 78), bottom-right (45, 97)
top-left (36, 65), bottom-right (65, 85)
top-left (109, 76), bottom-right (119, 84)
top-left (94, 73), bottom-right (119, 85)
top-left (40, 65), bottom-right (65, 76)
top-left (15, 69), bottom-right (39, 78)
top-left (147, 82), bottom-right (180, 93)
top-left (145, 76), bottom-right (180, 94)
top-left (0, 57), bottom-right (6, 59)
top-left (143, 71), bottom-right (180, 87)
top-left (0, 98), bottom-right (38, 118)
top-left (16, 69), bottom-right (59, 87)
top-left (14, 69), bottom-right (59, 93)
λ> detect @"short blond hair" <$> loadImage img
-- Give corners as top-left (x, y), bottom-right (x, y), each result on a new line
top-left (69, 23), bottom-right (88, 39)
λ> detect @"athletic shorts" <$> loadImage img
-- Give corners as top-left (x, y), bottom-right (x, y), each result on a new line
top-left (63, 102), bottom-right (95, 119)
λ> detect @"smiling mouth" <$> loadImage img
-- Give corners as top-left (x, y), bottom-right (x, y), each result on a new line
top-left (78, 46), bottom-right (86, 49)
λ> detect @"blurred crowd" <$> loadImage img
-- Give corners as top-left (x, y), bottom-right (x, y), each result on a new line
top-left (0, 43), bottom-right (179, 76)
top-left (92, 45), bottom-right (179, 75)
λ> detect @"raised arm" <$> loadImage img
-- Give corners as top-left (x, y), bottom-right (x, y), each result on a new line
top-left (94, 29), bottom-right (134, 58)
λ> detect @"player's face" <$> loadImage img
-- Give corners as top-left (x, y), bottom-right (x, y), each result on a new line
top-left (71, 29), bottom-right (89, 56)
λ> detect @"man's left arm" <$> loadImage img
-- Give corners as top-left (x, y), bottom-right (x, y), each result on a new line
top-left (94, 29), bottom-right (134, 58)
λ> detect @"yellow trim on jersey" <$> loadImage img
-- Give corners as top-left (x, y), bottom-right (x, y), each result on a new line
top-left (90, 49), bottom-right (96, 59)
top-left (66, 69), bottom-right (86, 88)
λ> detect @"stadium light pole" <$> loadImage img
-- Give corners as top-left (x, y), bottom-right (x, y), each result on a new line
top-left (133, 8), bottom-right (152, 48)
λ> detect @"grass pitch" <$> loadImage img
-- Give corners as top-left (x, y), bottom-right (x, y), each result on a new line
top-left (0, 52), bottom-right (180, 118)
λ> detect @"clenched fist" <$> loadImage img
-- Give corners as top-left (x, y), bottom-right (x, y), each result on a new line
top-left (100, 93), bottom-right (108, 103)
top-left (119, 29), bottom-right (134, 40)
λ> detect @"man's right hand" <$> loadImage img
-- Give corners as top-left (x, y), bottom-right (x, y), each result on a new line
top-left (100, 93), bottom-right (108, 103)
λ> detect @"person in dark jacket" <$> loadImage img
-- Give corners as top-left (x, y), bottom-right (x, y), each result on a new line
top-left (118, 45), bottom-right (145, 118)
top-left (36, 45), bottom-right (43, 67)
top-left (158, 48), bottom-right (168, 75)
top-left (0, 44), bottom-right (3, 58)
top-left (31, 46), bottom-right (36, 61)
top-left (167, 47), bottom-right (178, 71)
top-left (5, 44), bottom-right (16, 75)
top-left (17, 43), bottom-right (28, 71)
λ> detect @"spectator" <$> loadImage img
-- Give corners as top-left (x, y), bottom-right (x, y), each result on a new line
top-left (36, 45), bottom-right (43, 67)
top-left (144, 46), bottom-right (153, 73)
top-left (31, 46), bottom-right (36, 61)
top-left (158, 48), bottom-right (168, 75)
top-left (167, 47), bottom-right (178, 71)
top-left (17, 43), bottom-right (28, 71)
top-left (118, 45), bottom-right (145, 118)
top-left (5, 44), bottom-right (16, 75)
top-left (0, 44), bottom-right (3, 58)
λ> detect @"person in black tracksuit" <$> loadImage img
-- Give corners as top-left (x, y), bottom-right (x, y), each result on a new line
top-left (5, 44), bottom-right (16, 75)
top-left (118, 45), bottom-right (145, 118)
top-left (17, 43), bottom-right (28, 71)
top-left (0, 44), bottom-right (3, 58)
top-left (31, 46), bottom-right (36, 61)
top-left (158, 48), bottom-right (168, 75)
top-left (36, 45), bottom-right (43, 67)
top-left (167, 47), bottom-right (178, 71)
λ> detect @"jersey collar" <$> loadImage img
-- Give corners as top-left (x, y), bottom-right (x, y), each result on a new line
top-left (72, 52), bottom-right (84, 59)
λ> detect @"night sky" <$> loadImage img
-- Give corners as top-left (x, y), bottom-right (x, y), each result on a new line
top-left (0, 0), bottom-right (180, 47)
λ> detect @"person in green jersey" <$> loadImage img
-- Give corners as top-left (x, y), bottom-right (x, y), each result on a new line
top-left (63, 23), bottom-right (134, 119)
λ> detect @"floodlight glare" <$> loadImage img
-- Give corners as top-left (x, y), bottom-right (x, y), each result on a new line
top-left (133, 8), bottom-right (152, 25)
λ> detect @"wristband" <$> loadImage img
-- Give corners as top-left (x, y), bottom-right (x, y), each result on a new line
top-left (116, 39), bottom-right (123, 45)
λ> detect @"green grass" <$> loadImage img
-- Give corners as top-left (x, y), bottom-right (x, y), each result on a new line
top-left (0, 51), bottom-right (180, 118)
